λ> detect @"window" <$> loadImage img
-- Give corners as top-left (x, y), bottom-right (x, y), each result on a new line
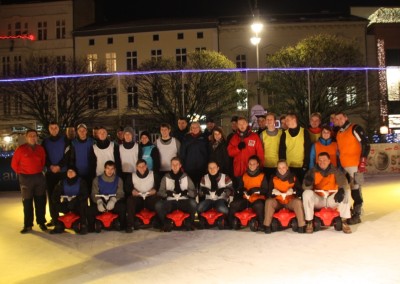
top-left (56, 55), bottom-right (66, 74)
top-left (126, 51), bottom-right (138, 71)
top-left (127, 86), bottom-right (139, 109)
top-left (88, 90), bottom-right (99, 109)
top-left (107, 87), bottom-right (117, 109)
top-left (15, 22), bottom-right (21, 36)
top-left (38, 57), bottom-right (48, 74)
top-left (7, 23), bottom-right (11, 36)
top-left (346, 86), bottom-right (357, 106)
top-left (13, 56), bottom-right (22, 75)
top-left (153, 34), bottom-right (159, 41)
top-left (87, 54), bottom-right (97, 72)
top-left (128, 36), bottom-right (134, 43)
top-left (37, 21), bottom-right (47, 40)
top-left (23, 23), bottom-right (28, 35)
top-left (105, 52), bottom-right (117, 72)
top-left (56, 20), bottom-right (66, 39)
top-left (3, 94), bottom-right (11, 115)
top-left (176, 48), bottom-right (187, 64)
top-left (89, 39), bottom-right (95, 46)
top-left (14, 93), bottom-right (23, 114)
top-left (151, 49), bottom-right (162, 61)
top-left (197, 32), bottom-right (204, 39)
top-left (236, 54), bottom-right (247, 68)
top-left (195, 47), bottom-right (206, 52)
top-left (2, 56), bottom-right (11, 77)
top-left (327, 87), bottom-right (338, 106)
top-left (107, 37), bottom-right (113, 44)
top-left (177, 33), bottom-right (184, 40)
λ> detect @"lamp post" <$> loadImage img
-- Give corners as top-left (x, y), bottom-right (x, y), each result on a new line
top-left (250, 22), bottom-right (263, 105)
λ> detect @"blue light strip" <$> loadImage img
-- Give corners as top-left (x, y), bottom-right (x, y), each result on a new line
top-left (0, 67), bottom-right (388, 83)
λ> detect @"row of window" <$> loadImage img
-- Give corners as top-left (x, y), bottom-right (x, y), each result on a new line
top-left (88, 32), bottom-right (204, 46)
top-left (6, 20), bottom-right (66, 40)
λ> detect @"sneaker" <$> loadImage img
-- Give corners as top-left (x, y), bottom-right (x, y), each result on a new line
top-left (20, 226), bottom-right (32, 234)
top-left (298, 226), bottom-right (306, 234)
top-left (125, 227), bottom-right (134, 233)
top-left (49, 227), bottom-right (63, 234)
top-left (347, 215), bottom-right (361, 225)
top-left (342, 221), bottom-right (352, 234)
top-left (306, 222), bottom-right (313, 234)
top-left (39, 224), bottom-right (48, 231)
top-left (264, 226), bottom-right (271, 234)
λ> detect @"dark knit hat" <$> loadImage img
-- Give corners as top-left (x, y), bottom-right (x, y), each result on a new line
top-left (123, 127), bottom-right (134, 137)
top-left (140, 131), bottom-right (151, 139)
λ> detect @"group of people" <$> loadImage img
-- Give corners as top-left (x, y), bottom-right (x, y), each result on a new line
top-left (11, 110), bottom-right (370, 235)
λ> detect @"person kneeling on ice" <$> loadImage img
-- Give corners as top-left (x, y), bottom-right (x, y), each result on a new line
top-left (263, 159), bottom-right (306, 234)
top-left (89, 160), bottom-right (126, 231)
top-left (302, 152), bottom-right (352, 234)
top-left (155, 157), bottom-right (197, 231)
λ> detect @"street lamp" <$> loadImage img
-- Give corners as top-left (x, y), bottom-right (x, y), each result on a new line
top-left (250, 22), bottom-right (263, 105)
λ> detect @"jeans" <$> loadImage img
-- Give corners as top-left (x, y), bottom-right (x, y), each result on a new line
top-left (197, 199), bottom-right (229, 215)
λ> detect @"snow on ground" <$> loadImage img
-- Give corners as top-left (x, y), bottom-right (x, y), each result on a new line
top-left (1, 175), bottom-right (400, 284)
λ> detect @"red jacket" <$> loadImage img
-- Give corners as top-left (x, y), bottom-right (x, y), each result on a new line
top-left (227, 128), bottom-right (264, 177)
top-left (11, 143), bottom-right (46, 174)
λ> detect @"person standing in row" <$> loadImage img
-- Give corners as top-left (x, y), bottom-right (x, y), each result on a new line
top-left (11, 129), bottom-right (48, 233)
top-left (335, 112), bottom-right (370, 224)
top-left (260, 113), bottom-right (282, 180)
top-left (155, 123), bottom-right (181, 177)
top-left (42, 122), bottom-right (71, 227)
top-left (119, 126), bottom-right (139, 185)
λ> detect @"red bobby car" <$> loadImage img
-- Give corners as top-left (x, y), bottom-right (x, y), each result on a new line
top-left (314, 207), bottom-right (342, 231)
top-left (164, 209), bottom-right (192, 231)
top-left (233, 208), bottom-right (259, 232)
top-left (58, 212), bottom-right (81, 233)
top-left (271, 208), bottom-right (298, 232)
top-left (198, 208), bottom-right (226, 230)
top-left (95, 211), bottom-right (120, 232)
top-left (134, 208), bottom-right (157, 229)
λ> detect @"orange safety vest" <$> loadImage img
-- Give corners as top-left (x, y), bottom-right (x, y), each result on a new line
top-left (313, 171), bottom-right (338, 197)
top-left (315, 141), bottom-right (338, 167)
top-left (242, 172), bottom-right (266, 203)
top-left (272, 176), bottom-right (295, 204)
top-left (336, 124), bottom-right (361, 167)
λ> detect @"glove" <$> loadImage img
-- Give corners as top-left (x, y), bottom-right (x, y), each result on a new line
top-left (358, 157), bottom-right (367, 173)
top-left (304, 175), bottom-right (314, 187)
top-left (180, 190), bottom-right (188, 197)
top-left (334, 188), bottom-right (345, 203)
top-left (174, 187), bottom-right (182, 195)
top-left (166, 191), bottom-right (174, 197)
top-left (247, 187), bottom-right (260, 195)
top-left (216, 187), bottom-right (225, 196)
top-left (238, 141), bottom-right (246, 150)
top-left (97, 199), bottom-right (106, 212)
top-left (201, 187), bottom-right (210, 195)
top-left (106, 197), bottom-right (117, 211)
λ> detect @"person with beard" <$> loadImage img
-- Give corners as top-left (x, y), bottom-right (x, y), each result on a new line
top-left (180, 121), bottom-right (209, 189)
top-left (209, 127), bottom-right (232, 178)
top-left (227, 117), bottom-right (264, 189)
top-left (89, 126), bottom-right (122, 181)
top-left (155, 157), bottom-right (197, 231)
top-left (125, 159), bottom-right (160, 233)
top-left (89, 160), bottom-right (126, 231)
top-left (11, 129), bottom-right (48, 234)
top-left (309, 125), bottom-right (339, 169)
top-left (197, 161), bottom-right (233, 216)
top-left (228, 155), bottom-right (268, 229)
top-left (302, 152), bottom-right (352, 234)
top-left (49, 166), bottom-right (89, 235)
top-left (70, 123), bottom-right (94, 192)
top-left (138, 131), bottom-right (160, 177)
top-left (42, 121), bottom-right (71, 227)
top-left (263, 159), bottom-right (305, 234)
top-left (279, 113), bottom-right (311, 184)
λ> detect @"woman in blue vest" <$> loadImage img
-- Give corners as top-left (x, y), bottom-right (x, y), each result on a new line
top-left (50, 166), bottom-right (89, 234)
top-left (139, 131), bottom-right (160, 178)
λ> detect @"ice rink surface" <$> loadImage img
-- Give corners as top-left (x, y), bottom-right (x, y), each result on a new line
top-left (1, 175), bottom-right (400, 284)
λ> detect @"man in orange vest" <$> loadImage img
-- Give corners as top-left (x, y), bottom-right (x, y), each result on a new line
top-left (335, 112), bottom-right (370, 224)
top-left (302, 152), bottom-right (352, 234)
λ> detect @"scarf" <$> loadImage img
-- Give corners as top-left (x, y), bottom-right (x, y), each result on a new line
top-left (209, 173), bottom-right (220, 191)
top-left (169, 170), bottom-right (183, 191)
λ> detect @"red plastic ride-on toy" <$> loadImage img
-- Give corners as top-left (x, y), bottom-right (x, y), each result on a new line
top-left (313, 190), bottom-right (342, 232)
top-left (232, 208), bottom-right (259, 232)
top-left (56, 195), bottom-right (82, 234)
top-left (198, 208), bottom-right (226, 230)
top-left (134, 192), bottom-right (157, 229)
top-left (94, 194), bottom-right (120, 233)
top-left (270, 189), bottom-right (298, 232)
